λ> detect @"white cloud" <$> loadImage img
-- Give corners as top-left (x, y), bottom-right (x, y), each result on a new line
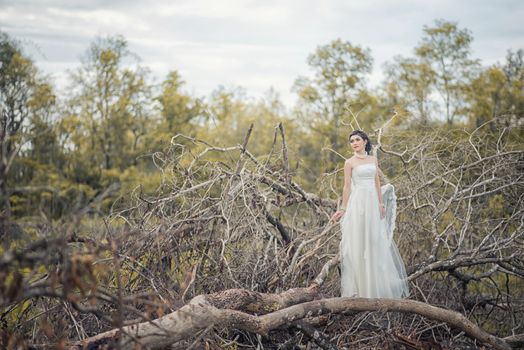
top-left (0, 0), bottom-right (522, 108)
top-left (149, 0), bottom-right (291, 24)
top-left (45, 7), bottom-right (150, 32)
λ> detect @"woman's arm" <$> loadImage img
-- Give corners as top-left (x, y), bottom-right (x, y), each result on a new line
top-left (341, 159), bottom-right (352, 210)
top-left (331, 159), bottom-right (352, 222)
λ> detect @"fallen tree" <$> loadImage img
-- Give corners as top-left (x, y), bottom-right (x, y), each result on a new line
top-left (71, 266), bottom-right (516, 350)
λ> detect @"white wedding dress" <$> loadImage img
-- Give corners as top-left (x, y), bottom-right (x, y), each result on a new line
top-left (339, 162), bottom-right (409, 298)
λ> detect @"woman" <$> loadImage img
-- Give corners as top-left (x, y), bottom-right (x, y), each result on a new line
top-left (331, 130), bottom-right (409, 298)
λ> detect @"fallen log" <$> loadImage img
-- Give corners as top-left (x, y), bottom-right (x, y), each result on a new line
top-left (70, 286), bottom-right (514, 350)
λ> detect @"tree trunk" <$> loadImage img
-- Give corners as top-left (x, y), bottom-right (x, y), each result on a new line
top-left (71, 286), bottom-right (515, 350)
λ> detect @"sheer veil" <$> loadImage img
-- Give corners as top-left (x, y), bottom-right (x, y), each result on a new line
top-left (376, 149), bottom-right (409, 299)
top-left (373, 147), bottom-right (397, 245)
top-left (381, 183), bottom-right (397, 245)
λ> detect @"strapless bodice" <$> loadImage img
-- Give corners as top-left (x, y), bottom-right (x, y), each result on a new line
top-left (352, 163), bottom-right (376, 188)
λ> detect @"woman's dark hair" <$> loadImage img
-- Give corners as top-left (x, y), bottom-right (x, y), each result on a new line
top-left (349, 130), bottom-right (372, 154)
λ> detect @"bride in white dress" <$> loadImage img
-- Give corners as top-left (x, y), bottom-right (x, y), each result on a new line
top-left (331, 130), bottom-right (409, 298)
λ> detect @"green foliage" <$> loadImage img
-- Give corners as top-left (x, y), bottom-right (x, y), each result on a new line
top-left (483, 194), bottom-right (506, 218)
top-left (206, 87), bottom-right (295, 154)
top-left (0, 32), bottom-right (64, 217)
top-left (467, 49), bottom-right (524, 128)
top-left (293, 39), bottom-right (378, 181)
top-left (384, 56), bottom-right (436, 123)
top-left (157, 71), bottom-right (207, 134)
top-left (66, 34), bottom-right (152, 171)
top-left (415, 19), bottom-right (481, 124)
top-left (0, 32), bottom-right (40, 211)
top-left (2, 21), bottom-right (522, 227)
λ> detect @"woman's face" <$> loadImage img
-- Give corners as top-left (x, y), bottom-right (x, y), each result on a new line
top-left (350, 135), bottom-right (367, 153)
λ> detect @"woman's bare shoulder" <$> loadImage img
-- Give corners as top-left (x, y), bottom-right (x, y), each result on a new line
top-left (345, 156), bottom-right (357, 166)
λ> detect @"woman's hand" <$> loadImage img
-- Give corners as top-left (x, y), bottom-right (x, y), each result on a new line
top-left (331, 210), bottom-right (346, 222)
top-left (380, 205), bottom-right (386, 219)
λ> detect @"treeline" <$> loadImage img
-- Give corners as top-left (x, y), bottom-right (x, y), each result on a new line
top-left (0, 19), bottom-right (522, 220)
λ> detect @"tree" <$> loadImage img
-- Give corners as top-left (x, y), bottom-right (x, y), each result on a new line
top-left (466, 49), bottom-right (524, 130)
top-left (415, 19), bottom-right (480, 124)
top-left (383, 56), bottom-right (436, 124)
top-left (206, 86), bottom-right (299, 158)
top-left (66, 35), bottom-right (151, 173)
top-left (498, 49), bottom-right (524, 126)
top-left (157, 71), bottom-right (206, 135)
top-left (293, 39), bottom-right (374, 166)
top-left (0, 32), bottom-right (56, 214)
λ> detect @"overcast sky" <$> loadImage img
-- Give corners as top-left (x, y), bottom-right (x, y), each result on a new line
top-left (1, 0), bottom-right (523, 107)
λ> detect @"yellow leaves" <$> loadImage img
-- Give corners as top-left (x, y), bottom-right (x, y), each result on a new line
top-left (28, 81), bottom-right (56, 110)
top-left (438, 211), bottom-right (456, 232)
top-left (3, 298), bottom-right (32, 327)
top-left (9, 195), bottom-right (25, 215)
top-left (99, 48), bottom-right (118, 66)
top-left (37, 265), bottom-right (47, 275)
top-left (297, 84), bottom-right (320, 103)
top-left (485, 67), bottom-right (506, 85)
top-left (389, 107), bottom-right (410, 127)
top-left (483, 194), bottom-right (506, 218)
top-left (101, 168), bottom-right (122, 184)
top-left (59, 114), bottom-right (82, 134)
top-left (7, 52), bottom-right (35, 79)
top-left (117, 165), bottom-right (162, 197)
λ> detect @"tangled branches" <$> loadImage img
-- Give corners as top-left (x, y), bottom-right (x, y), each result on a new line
top-left (1, 122), bottom-right (522, 349)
